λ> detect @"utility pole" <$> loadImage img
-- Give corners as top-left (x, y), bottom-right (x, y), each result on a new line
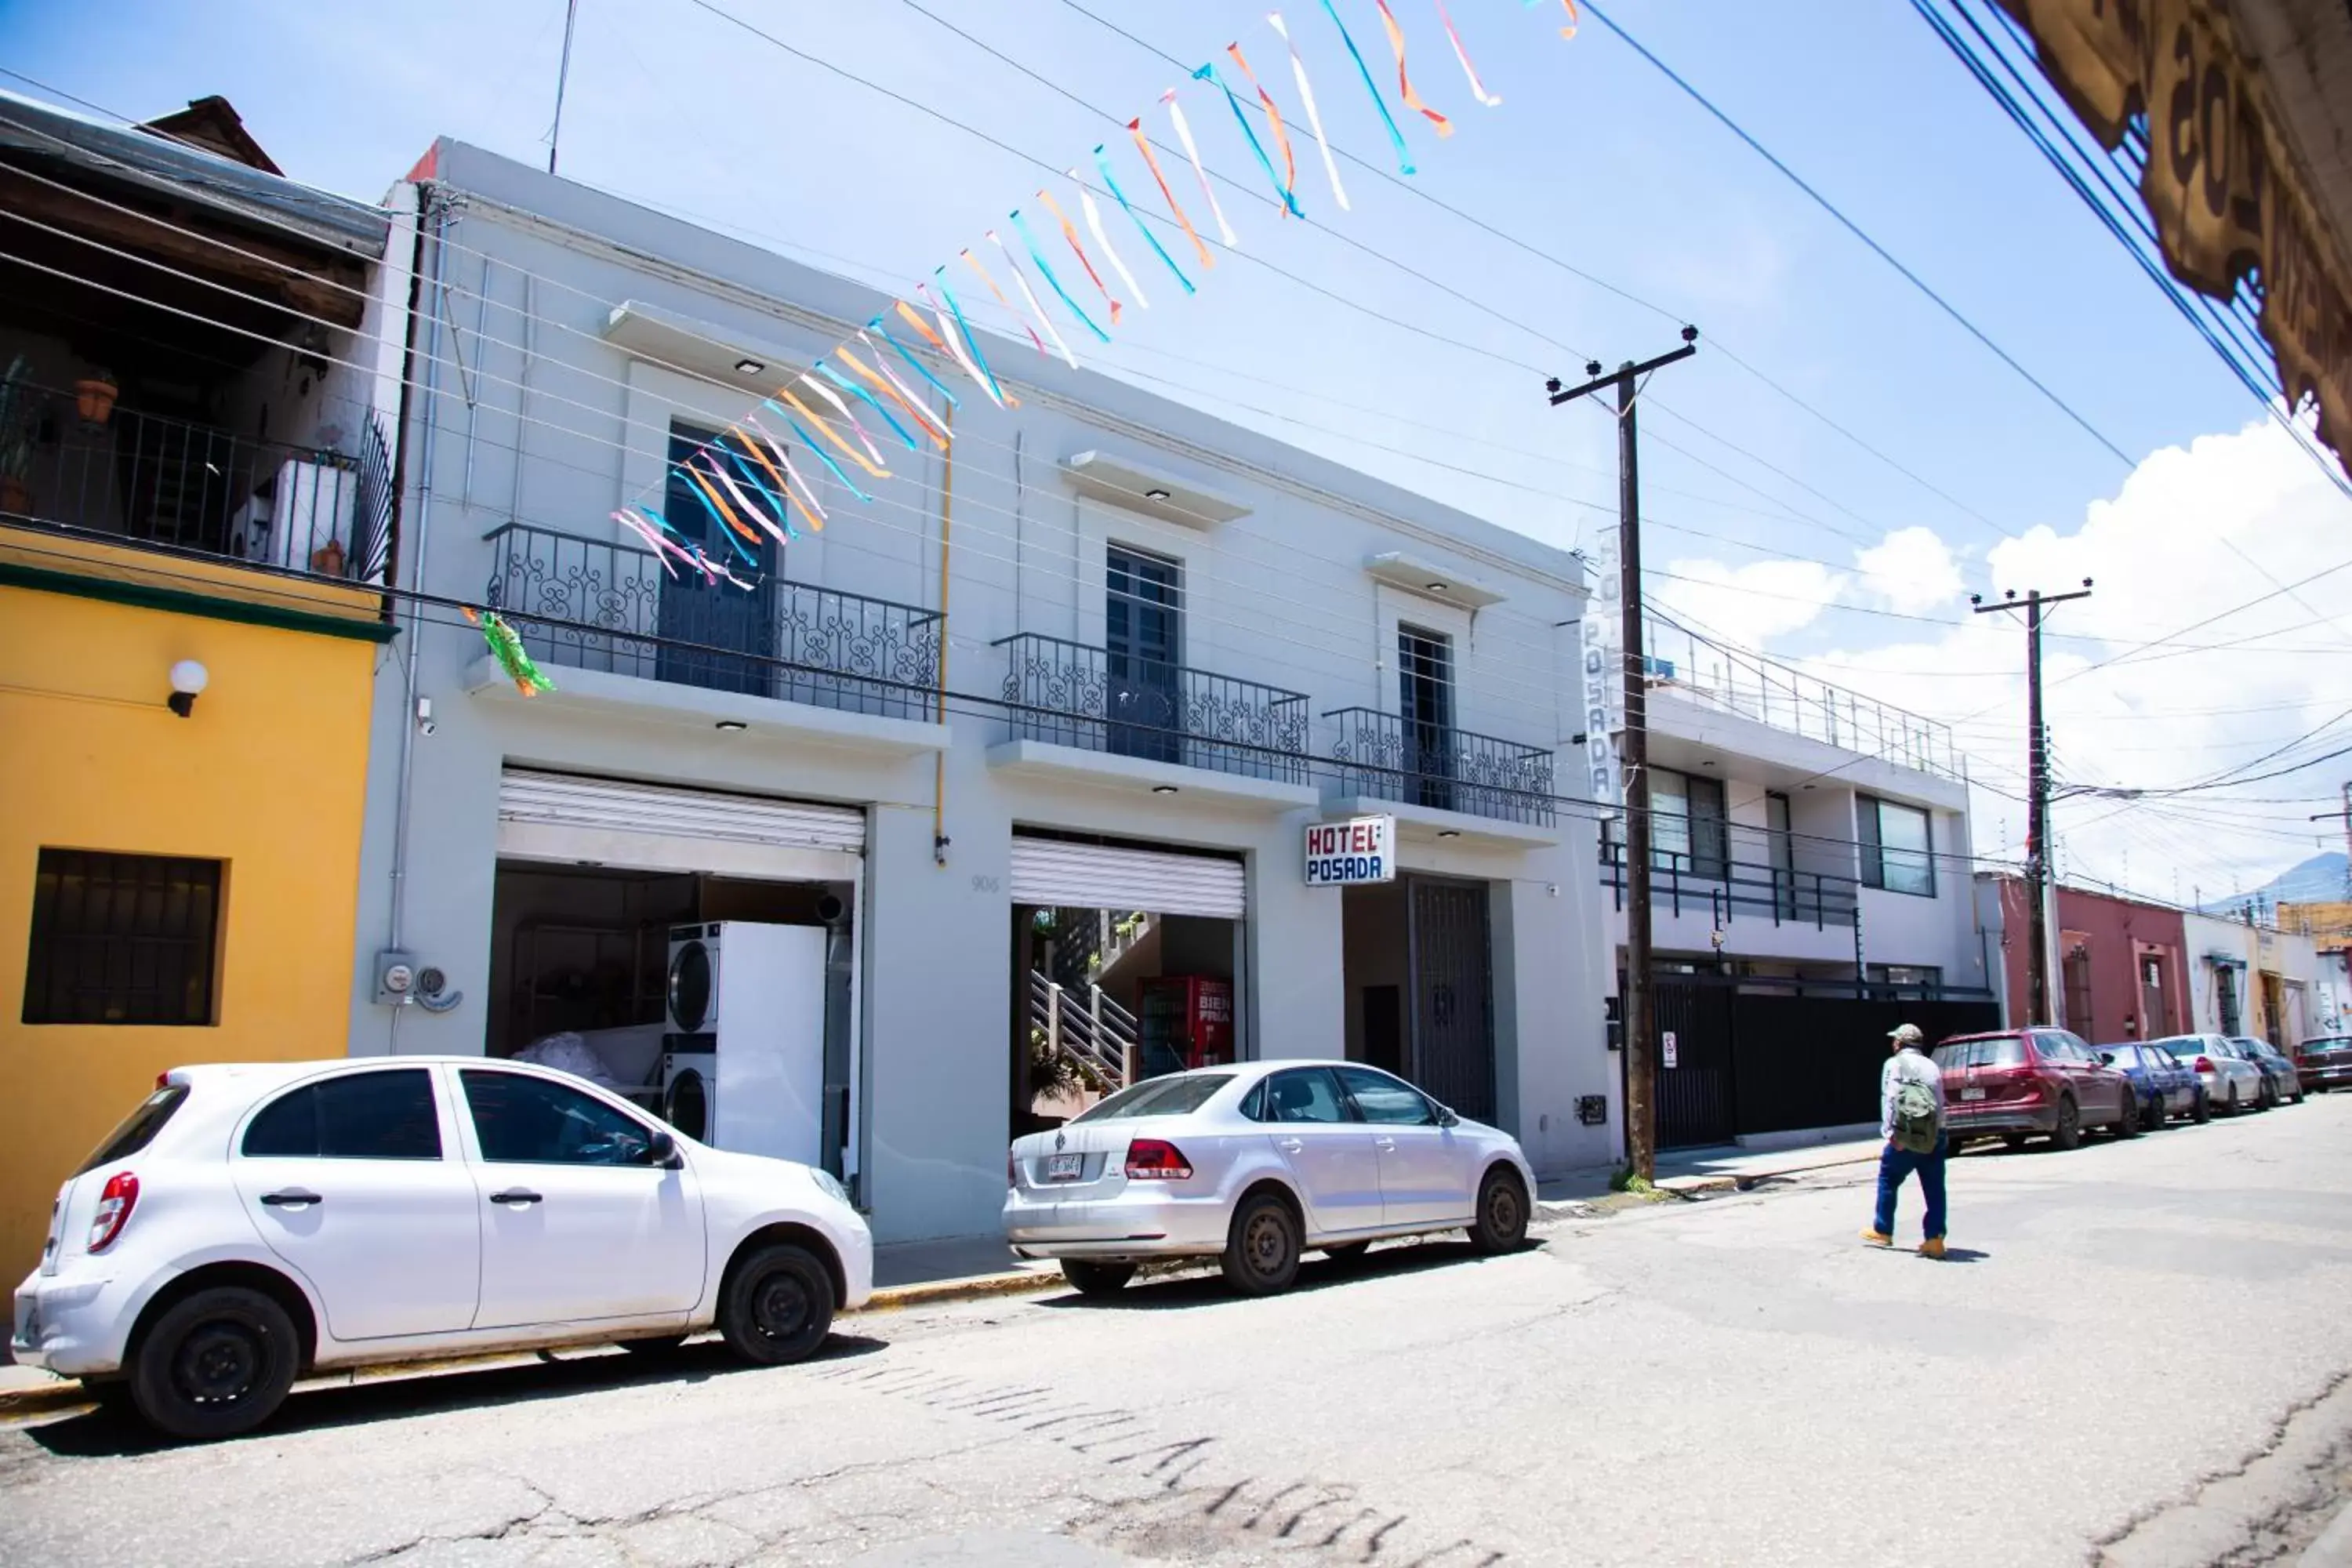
top-left (2313, 784), bottom-right (2352, 901)
top-left (1548, 326), bottom-right (1699, 1182)
top-left (1973, 580), bottom-right (2092, 1026)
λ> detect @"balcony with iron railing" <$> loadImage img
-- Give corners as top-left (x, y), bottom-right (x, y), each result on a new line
top-left (1599, 822), bottom-right (1860, 931)
top-left (1324, 707), bottom-right (1556, 826)
top-left (1642, 615), bottom-right (1960, 782)
top-left (995, 632), bottom-right (1312, 784)
top-left (483, 521), bottom-right (942, 721)
top-left (0, 381), bottom-right (393, 583)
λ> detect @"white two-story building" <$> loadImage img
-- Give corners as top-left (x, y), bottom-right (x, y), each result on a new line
top-left (347, 140), bottom-right (1615, 1250)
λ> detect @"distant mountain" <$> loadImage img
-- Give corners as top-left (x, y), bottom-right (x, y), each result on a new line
top-left (2199, 851), bottom-right (2350, 913)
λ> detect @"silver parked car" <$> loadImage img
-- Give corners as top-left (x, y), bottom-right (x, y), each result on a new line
top-left (1004, 1062), bottom-right (1537, 1298)
top-left (2149, 1034), bottom-right (2264, 1116)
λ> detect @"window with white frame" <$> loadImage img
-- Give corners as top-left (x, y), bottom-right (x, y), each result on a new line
top-left (1858, 796), bottom-right (1934, 897)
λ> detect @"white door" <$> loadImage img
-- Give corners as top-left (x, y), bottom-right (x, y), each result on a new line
top-left (1258, 1067), bottom-right (1383, 1236)
top-left (230, 1066), bottom-right (481, 1341)
top-left (456, 1067), bottom-right (706, 1329)
top-left (1337, 1066), bottom-right (1478, 1229)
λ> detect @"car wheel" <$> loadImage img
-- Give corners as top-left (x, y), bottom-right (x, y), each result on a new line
top-left (1470, 1167), bottom-right (1530, 1255)
top-left (2257, 1080), bottom-right (2278, 1111)
top-left (2051, 1096), bottom-right (2082, 1150)
top-left (128, 1286), bottom-right (300, 1442)
top-left (717, 1243), bottom-right (836, 1367)
top-left (2141, 1094), bottom-right (2165, 1133)
top-left (2191, 1088), bottom-right (2212, 1124)
top-left (617, 1334), bottom-right (689, 1357)
top-left (1322, 1242), bottom-right (1373, 1269)
top-left (2112, 1096), bottom-right (2142, 1138)
top-left (1221, 1191), bottom-right (1302, 1296)
top-left (2224, 1087), bottom-right (2241, 1116)
top-left (1061, 1260), bottom-right (1136, 1298)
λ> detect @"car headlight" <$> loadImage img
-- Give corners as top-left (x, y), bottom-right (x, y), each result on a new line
top-left (809, 1167), bottom-right (851, 1206)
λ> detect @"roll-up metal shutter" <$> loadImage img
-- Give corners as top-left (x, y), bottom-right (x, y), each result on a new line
top-left (1008, 836), bottom-right (1244, 919)
top-left (499, 770), bottom-right (865, 854)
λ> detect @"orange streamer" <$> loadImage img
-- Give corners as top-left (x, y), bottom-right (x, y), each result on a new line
top-left (1127, 118), bottom-right (1212, 270)
top-left (1556, 0), bottom-right (1579, 40)
top-left (684, 465), bottom-right (759, 543)
top-left (1374, 0), bottom-right (1452, 137)
top-left (774, 387), bottom-right (889, 480)
top-left (1036, 187), bottom-right (1122, 327)
top-left (1225, 42), bottom-right (1299, 215)
top-left (727, 426), bottom-right (801, 524)
top-left (893, 299), bottom-right (949, 352)
top-left (837, 346), bottom-right (947, 447)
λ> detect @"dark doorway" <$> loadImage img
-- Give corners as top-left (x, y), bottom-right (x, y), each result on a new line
top-left (1398, 625), bottom-right (1456, 811)
top-left (1105, 544), bottom-right (1182, 764)
top-left (1362, 985), bottom-right (1403, 1076)
top-left (1409, 877), bottom-right (1494, 1123)
top-left (657, 423), bottom-right (779, 694)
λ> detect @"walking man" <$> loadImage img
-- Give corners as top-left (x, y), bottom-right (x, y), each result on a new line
top-left (1864, 1023), bottom-right (1948, 1258)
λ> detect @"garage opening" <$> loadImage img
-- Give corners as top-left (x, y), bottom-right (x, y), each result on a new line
top-left (1341, 875), bottom-right (1496, 1123)
top-left (1007, 832), bottom-right (1245, 1138)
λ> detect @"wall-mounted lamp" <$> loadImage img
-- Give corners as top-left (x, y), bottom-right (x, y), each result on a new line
top-left (733, 358), bottom-right (766, 376)
top-left (1151, 784), bottom-right (1180, 795)
top-left (167, 659), bottom-right (208, 718)
top-left (1142, 487), bottom-right (1173, 501)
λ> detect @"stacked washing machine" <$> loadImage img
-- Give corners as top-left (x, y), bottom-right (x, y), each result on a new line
top-left (659, 921), bottom-right (828, 1164)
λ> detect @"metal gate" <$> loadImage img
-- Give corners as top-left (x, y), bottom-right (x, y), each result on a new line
top-left (1407, 877), bottom-right (1494, 1123)
top-left (1651, 981), bottom-right (1737, 1149)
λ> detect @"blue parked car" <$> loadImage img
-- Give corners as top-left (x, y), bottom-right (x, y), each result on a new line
top-left (2097, 1042), bottom-right (2209, 1129)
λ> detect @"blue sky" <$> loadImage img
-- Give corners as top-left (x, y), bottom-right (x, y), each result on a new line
top-left (8, 0), bottom-right (2347, 897)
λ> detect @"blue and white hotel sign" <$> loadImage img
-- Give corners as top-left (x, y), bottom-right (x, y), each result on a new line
top-left (1305, 815), bottom-right (1397, 887)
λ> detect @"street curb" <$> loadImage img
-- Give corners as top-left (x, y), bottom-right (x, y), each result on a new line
top-left (0, 1266), bottom-right (1078, 1421)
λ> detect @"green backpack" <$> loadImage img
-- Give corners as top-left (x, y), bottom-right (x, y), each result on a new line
top-left (1892, 1073), bottom-right (1941, 1154)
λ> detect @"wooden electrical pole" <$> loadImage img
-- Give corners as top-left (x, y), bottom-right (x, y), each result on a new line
top-left (1973, 580), bottom-right (2092, 1026)
top-left (1548, 328), bottom-right (1698, 1181)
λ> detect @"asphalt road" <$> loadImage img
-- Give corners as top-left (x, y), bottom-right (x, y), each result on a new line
top-left (6, 1094), bottom-right (2351, 1568)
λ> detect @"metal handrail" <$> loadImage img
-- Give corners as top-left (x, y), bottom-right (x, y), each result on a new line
top-left (1028, 971), bottom-right (1134, 1093)
top-left (1599, 836), bottom-right (1860, 929)
top-left (1323, 706), bottom-right (1555, 826)
top-left (996, 631), bottom-right (1312, 782)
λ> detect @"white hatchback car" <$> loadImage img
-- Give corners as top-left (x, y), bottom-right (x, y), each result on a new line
top-left (1005, 1061), bottom-right (1537, 1298)
top-left (13, 1058), bottom-right (872, 1440)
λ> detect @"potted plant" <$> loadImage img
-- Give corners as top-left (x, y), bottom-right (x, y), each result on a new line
top-left (0, 355), bottom-right (37, 514)
top-left (74, 368), bottom-right (118, 428)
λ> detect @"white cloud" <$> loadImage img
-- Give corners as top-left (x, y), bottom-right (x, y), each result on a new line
top-left (1855, 525), bottom-right (1965, 614)
top-left (1650, 556), bottom-right (1846, 652)
top-left (1788, 410), bottom-right (2352, 902)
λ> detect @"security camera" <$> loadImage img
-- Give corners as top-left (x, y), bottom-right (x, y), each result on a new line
top-left (414, 696), bottom-right (435, 736)
top-left (416, 717), bottom-right (437, 737)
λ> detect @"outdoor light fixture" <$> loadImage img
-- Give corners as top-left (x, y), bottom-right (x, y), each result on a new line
top-left (1437, 829), bottom-right (1462, 839)
top-left (1151, 784), bottom-right (1179, 795)
top-left (1426, 581), bottom-right (1447, 593)
top-left (1143, 486), bottom-right (1173, 501)
top-left (167, 659), bottom-right (208, 718)
top-left (714, 720), bottom-right (749, 732)
top-left (733, 358), bottom-right (765, 376)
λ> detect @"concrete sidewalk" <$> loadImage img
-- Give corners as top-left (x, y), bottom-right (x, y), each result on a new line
top-left (1538, 1133), bottom-right (1885, 1207)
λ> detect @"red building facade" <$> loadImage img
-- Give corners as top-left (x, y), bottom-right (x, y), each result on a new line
top-left (1991, 878), bottom-right (2190, 1044)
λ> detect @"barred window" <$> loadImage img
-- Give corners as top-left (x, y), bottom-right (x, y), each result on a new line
top-left (22, 851), bottom-right (223, 1025)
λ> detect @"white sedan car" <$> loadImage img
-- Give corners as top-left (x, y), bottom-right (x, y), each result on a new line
top-left (13, 1058), bottom-right (872, 1441)
top-left (2149, 1033), bottom-right (2266, 1116)
top-left (1005, 1060), bottom-right (1537, 1298)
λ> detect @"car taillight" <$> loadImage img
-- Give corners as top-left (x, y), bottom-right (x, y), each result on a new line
top-left (1124, 1138), bottom-right (1192, 1180)
top-left (2194, 1057), bottom-right (2214, 1073)
top-left (89, 1171), bottom-right (138, 1252)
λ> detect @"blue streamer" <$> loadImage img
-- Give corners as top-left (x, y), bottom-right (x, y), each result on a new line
top-left (931, 271), bottom-right (1009, 409)
top-left (1094, 145), bottom-right (1195, 295)
top-left (1196, 62), bottom-right (1305, 217)
top-left (815, 361), bottom-right (919, 452)
top-left (720, 441), bottom-right (798, 541)
top-left (1319, 0), bottom-right (1415, 176)
top-left (1007, 209), bottom-right (1111, 343)
top-left (866, 322), bottom-right (964, 411)
top-left (782, 416), bottom-right (875, 503)
top-left (671, 466), bottom-right (758, 564)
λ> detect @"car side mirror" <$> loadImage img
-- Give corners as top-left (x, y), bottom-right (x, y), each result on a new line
top-left (645, 1129), bottom-right (681, 1169)
top-left (1436, 1105), bottom-right (1461, 1128)
top-left (2098, 1052), bottom-right (2114, 1065)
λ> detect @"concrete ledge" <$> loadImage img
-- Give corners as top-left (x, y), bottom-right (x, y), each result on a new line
top-left (1320, 793), bottom-right (1562, 850)
top-left (466, 655), bottom-right (949, 757)
top-left (986, 738), bottom-right (1323, 810)
top-left (1733, 1122), bottom-right (1879, 1152)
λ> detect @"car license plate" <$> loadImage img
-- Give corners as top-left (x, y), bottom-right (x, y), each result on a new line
top-left (1961, 1087), bottom-right (1986, 1102)
top-left (1047, 1152), bottom-right (1084, 1181)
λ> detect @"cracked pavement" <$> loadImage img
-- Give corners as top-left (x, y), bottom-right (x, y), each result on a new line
top-left (5, 1095), bottom-right (2351, 1566)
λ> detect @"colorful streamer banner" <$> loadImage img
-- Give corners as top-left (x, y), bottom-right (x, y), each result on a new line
top-left (1074, 173), bottom-right (1151, 311)
top-left (840, 342), bottom-right (951, 443)
top-left (797, 372), bottom-right (888, 467)
top-left (1093, 145), bottom-right (1195, 295)
top-left (782, 412), bottom-right (876, 504)
top-left (1225, 42), bottom-right (1304, 218)
top-left (960, 248), bottom-right (1047, 358)
top-left (1435, 0), bottom-right (1502, 106)
top-left (774, 386), bottom-right (889, 479)
top-left (1530, 0), bottom-right (1579, 40)
top-left (1268, 12), bottom-right (1349, 211)
top-left (871, 318), bottom-right (967, 412)
top-left (1036, 187), bottom-right (1123, 327)
top-left (1374, 0), bottom-right (1453, 136)
top-left (1196, 61), bottom-right (1304, 219)
top-left (727, 426), bottom-right (808, 531)
top-left (465, 608), bottom-right (557, 696)
top-left (1319, 0), bottom-right (1415, 175)
top-left (1164, 90), bottom-right (1241, 246)
top-left (1125, 117), bottom-right (1215, 269)
top-left (924, 275), bottom-right (1011, 409)
top-left (815, 362), bottom-right (920, 452)
top-left (986, 230), bottom-right (1083, 366)
top-left (745, 414), bottom-right (831, 524)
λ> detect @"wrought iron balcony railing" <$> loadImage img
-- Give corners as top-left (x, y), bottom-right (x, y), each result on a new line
top-left (1599, 834), bottom-right (1859, 930)
top-left (484, 522), bottom-right (942, 720)
top-left (2, 387), bottom-right (392, 582)
top-left (1324, 708), bottom-right (1556, 826)
top-left (995, 633), bottom-right (1311, 783)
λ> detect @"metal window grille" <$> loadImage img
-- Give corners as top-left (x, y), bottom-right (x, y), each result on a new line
top-left (22, 850), bottom-right (223, 1025)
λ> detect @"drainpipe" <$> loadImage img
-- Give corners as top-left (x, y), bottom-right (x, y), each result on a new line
top-left (387, 194), bottom-right (452, 1041)
top-left (932, 403), bottom-right (953, 866)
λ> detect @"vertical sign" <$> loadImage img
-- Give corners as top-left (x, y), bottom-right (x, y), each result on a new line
top-left (1584, 520), bottom-right (1624, 806)
top-left (1662, 1029), bottom-right (1679, 1069)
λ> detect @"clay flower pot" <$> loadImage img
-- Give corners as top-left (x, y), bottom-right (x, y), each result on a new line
top-left (74, 377), bottom-right (118, 427)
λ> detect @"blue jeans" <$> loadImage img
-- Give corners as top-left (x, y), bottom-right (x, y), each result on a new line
top-left (1873, 1135), bottom-right (1948, 1241)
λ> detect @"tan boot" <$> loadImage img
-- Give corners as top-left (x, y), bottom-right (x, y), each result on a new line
top-left (1861, 1229), bottom-right (1892, 1247)
top-left (1919, 1237), bottom-right (1947, 1259)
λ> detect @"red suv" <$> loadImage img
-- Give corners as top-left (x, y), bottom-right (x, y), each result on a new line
top-left (1933, 1028), bottom-right (2138, 1152)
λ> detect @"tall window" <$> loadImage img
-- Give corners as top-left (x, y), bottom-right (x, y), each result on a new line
top-left (1398, 625), bottom-right (1455, 809)
top-left (1767, 790), bottom-right (1795, 916)
top-left (1105, 544), bottom-right (1183, 762)
top-left (658, 421), bottom-right (777, 695)
top-left (1858, 796), bottom-right (1935, 897)
top-left (1647, 769), bottom-right (1727, 880)
top-left (22, 850), bottom-right (223, 1025)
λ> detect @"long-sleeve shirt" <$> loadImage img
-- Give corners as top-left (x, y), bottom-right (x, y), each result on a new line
top-left (1880, 1047), bottom-right (1947, 1139)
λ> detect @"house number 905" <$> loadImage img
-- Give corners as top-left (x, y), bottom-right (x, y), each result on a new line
top-left (970, 875), bottom-right (1000, 894)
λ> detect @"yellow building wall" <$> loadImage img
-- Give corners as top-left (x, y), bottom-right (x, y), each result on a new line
top-left (0, 537), bottom-right (381, 1277)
